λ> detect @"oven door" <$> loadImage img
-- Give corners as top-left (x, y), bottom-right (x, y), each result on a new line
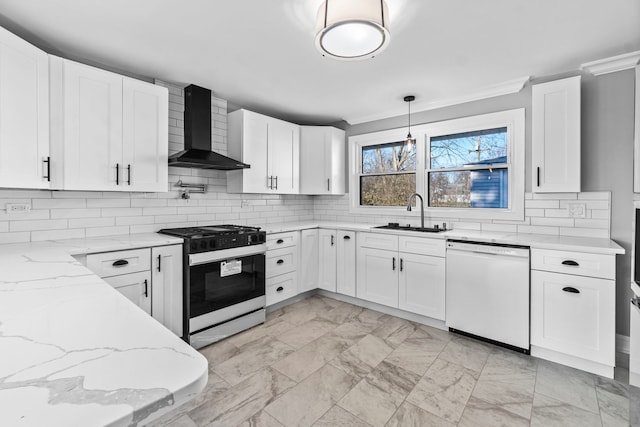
top-left (188, 244), bottom-right (266, 333)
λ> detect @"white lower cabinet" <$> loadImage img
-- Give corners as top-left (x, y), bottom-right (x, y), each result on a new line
top-left (336, 231), bottom-right (356, 297)
top-left (318, 229), bottom-right (337, 292)
top-left (530, 248), bottom-right (616, 377)
top-left (265, 231), bottom-right (299, 306)
top-left (299, 229), bottom-right (319, 293)
top-left (86, 244), bottom-right (183, 335)
top-left (356, 232), bottom-right (445, 319)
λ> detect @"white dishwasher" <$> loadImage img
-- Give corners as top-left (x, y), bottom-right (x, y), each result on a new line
top-left (446, 240), bottom-right (530, 353)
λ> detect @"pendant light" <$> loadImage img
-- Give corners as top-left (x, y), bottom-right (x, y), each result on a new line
top-left (315, 0), bottom-right (390, 60)
top-left (404, 95), bottom-right (416, 146)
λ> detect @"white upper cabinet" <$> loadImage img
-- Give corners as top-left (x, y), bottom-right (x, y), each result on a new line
top-left (227, 109), bottom-right (300, 194)
top-left (300, 126), bottom-right (345, 195)
top-left (50, 56), bottom-right (168, 192)
top-left (0, 26), bottom-right (50, 189)
top-left (532, 76), bottom-right (581, 193)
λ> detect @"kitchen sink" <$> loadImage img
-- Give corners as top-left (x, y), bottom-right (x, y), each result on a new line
top-left (374, 224), bottom-right (447, 233)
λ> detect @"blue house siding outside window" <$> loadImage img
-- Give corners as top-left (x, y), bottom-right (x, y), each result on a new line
top-left (468, 156), bottom-right (508, 208)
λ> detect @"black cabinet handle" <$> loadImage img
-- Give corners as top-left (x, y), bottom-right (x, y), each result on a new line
top-left (276, 286), bottom-right (284, 292)
top-left (400, 258), bottom-right (403, 272)
top-left (277, 259), bottom-right (284, 264)
top-left (144, 279), bottom-right (148, 297)
top-left (343, 235), bottom-right (351, 240)
top-left (561, 260), bottom-right (579, 266)
top-left (127, 164), bottom-right (131, 185)
top-left (274, 176), bottom-right (278, 190)
top-left (562, 286), bottom-right (580, 294)
top-left (157, 254), bottom-right (162, 272)
top-left (267, 176), bottom-right (272, 189)
top-left (277, 239), bottom-right (284, 244)
top-left (327, 178), bottom-right (330, 191)
top-left (112, 259), bottom-right (129, 267)
top-left (331, 235), bottom-right (334, 246)
top-left (536, 166), bottom-right (540, 187)
top-left (116, 163), bottom-right (120, 185)
top-left (43, 157), bottom-right (51, 181)
top-left (392, 257), bottom-right (396, 271)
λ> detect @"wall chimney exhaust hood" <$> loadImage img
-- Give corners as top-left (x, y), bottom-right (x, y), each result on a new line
top-left (168, 85), bottom-right (250, 170)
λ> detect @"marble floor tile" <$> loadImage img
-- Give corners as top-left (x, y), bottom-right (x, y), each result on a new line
top-left (329, 347), bottom-right (376, 380)
top-left (275, 317), bottom-right (338, 349)
top-left (406, 358), bottom-right (479, 423)
top-left (415, 324), bottom-right (453, 342)
top-left (316, 301), bottom-right (364, 324)
top-left (212, 336), bottom-right (295, 385)
top-left (264, 364), bottom-right (359, 427)
top-left (337, 361), bottom-right (421, 426)
top-left (270, 302), bottom-right (318, 326)
top-left (383, 332), bottom-right (446, 376)
top-left (629, 385), bottom-right (640, 427)
top-left (339, 334), bottom-right (394, 369)
top-left (457, 396), bottom-right (529, 427)
top-left (370, 316), bottom-right (416, 348)
top-left (385, 402), bottom-right (455, 427)
top-left (535, 359), bottom-right (599, 413)
top-left (238, 410), bottom-right (284, 427)
top-left (530, 392), bottom-right (602, 427)
top-left (596, 387), bottom-right (629, 427)
top-left (312, 405), bottom-right (370, 427)
top-left (271, 333), bottom-right (351, 382)
top-left (437, 336), bottom-right (491, 373)
top-left (189, 367), bottom-right (296, 427)
top-left (199, 338), bottom-right (240, 365)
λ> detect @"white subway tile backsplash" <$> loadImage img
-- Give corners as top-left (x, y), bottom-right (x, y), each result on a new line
top-left (32, 199), bottom-right (86, 209)
top-left (0, 232), bottom-right (30, 243)
top-left (100, 208), bottom-right (143, 217)
top-left (51, 208), bottom-right (102, 219)
top-left (115, 216), bottom-right (155, 226)
top-left (68, 218), bottom-right (115, 229)
top-left (31, 229), bottom-right (85, 242)
top-left (530, 217), bottom-right (575, 227)
top-left (10, 219), bottom-right (68, 232)
top-left (85, 226), bottom-right (130, 238)
top-left (560, 227), bottom-right (610, 238)
top-left (525, 200), bottom-right (560, 209)
top-left (516, 225), bottom-right (559, 235)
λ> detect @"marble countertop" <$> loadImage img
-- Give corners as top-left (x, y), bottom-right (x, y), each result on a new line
top-left (0, 233), bottom-right (207, 427)
top-left (262, 221), bottom-right (624, 255)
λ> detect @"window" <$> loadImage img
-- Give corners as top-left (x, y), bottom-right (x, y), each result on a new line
top-left (360, 140), bottom-right (416, 206)
top-left (349, 109), bottom-right (524, 220)
top-left (428, 127), bottom-right (508, 208)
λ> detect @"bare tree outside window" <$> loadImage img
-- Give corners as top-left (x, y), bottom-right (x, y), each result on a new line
top-left (360, 141), bottom-right (416, 206)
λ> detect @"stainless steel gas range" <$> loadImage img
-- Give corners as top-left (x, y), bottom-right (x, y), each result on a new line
top-left (158, 224), bottom-right (267, 349)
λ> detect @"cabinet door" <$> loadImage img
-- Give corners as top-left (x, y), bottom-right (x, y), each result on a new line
top-left (151, 245), bottom-right (183, 337)
top-left (62, 60), bottom-right (123, 190)
top-left (336, 230), bottom-right (356, 297)
top-left (532, 76), bottom-right (581, 193)
top-left (531, 270), bottom-right (615, 364)
top-left (237, 110), bottom-right (270, 192)
top-left (122, 78), bottom-right (168, 192)
top-left (268, 119), bottom-right (299, 194)
top-left (318, 229), bottom-right (337, 292)
top-left (328, 127), bottom-right (346, 194)
top-left (0, 26), bottom-right (49, 189)
top-left (299, 229), bottom-right (319, 293)
top-left (356, 247), bottom-right (398, 307)
top-left (299, 126), bottom-right (328, 194)
top-left (398, 253), bottom-right (445, 320)
top-left (103, 271), bottom-right (152, 315)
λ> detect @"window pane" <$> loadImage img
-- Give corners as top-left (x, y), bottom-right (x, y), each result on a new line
top-left (429, 168), bottom-right (508, 208)
top-left (430, 127), bottom-right (507, 169)
top-left (360, 173), bottom-right (416, 206)
top-left (362, 141), bottom-right (416, 174)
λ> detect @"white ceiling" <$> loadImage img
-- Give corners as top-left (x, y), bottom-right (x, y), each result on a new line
top-left (0, 0), bottom-right (638, 125)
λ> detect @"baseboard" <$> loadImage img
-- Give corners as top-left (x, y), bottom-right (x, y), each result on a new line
top-left (617, 333), bottom-right (630, 354)
top-left (531, 345), bottom-right (614, 379)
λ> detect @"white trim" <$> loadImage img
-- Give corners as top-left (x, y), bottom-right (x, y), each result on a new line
top-left (634, 66), bottom-right (640, 193)
top-left (531, 345), bottom-right (614, 378)
top-left (345, 76), bottom-right (530, 125)
top-left (580, 51), bottom-right (640, 76)
top-left (617, 333), bottom-right (630, 354)
top-left (348, 108), bottom-right (526, 221)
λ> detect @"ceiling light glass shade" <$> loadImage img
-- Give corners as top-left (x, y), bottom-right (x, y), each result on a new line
top-left (315, 0), bottom-right (390, 60)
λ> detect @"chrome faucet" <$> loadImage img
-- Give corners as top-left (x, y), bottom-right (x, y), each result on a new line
top-left (407, 193), bottom-right (425, 229)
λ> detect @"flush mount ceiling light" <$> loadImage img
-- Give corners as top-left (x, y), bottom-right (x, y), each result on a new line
top-left (404, 95), bottom-right (416, 145)
top-left (315, 0), bottom-right (390, 60)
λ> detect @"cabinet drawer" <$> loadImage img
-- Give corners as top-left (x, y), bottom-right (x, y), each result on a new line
top-left (266, 231), bottom-right (299, 250)
top-left (399, 236), bottom-right (445, 257)
top-left (531, 270), bottom-right (615, 364)
top-left (357, 232), bottom-right (398, 251)
top-left (102, 271), bottom-right (152, 315)
top-left (266, 272), bottom-right (297, 306)
top-left (531, 249), bottom-right (615, 279)
top-left (87, 248), bottom-right (150, 278)
top-left (266, 246), bottom-right (298, 278)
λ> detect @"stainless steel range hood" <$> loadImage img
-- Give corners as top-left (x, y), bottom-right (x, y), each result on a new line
top-left (168, 85), bottom-right (249, 170)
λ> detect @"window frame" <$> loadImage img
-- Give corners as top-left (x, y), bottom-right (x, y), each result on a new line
top-left (349, 108), bottom-right (525, 220)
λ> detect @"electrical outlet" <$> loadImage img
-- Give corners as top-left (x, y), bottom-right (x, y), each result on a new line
top-left (240, 200), bottom-right (249, 208)
top-left (6, 203), bottom-right (31, 213)
top-left (567, 203), bottom-right (586, 218)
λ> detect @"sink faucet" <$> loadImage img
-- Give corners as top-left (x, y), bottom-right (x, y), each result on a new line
top-left (407, 193), bottom-right (425, 229)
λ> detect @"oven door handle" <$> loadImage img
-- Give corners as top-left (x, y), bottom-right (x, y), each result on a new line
top-left (189, 244), bottom-right (267, 266)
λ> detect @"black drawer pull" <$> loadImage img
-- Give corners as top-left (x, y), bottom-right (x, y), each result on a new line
top-left (276, 286), bottom-right (284, 292)
top-left (144, 279), bottom-right (148, 297)
top-left (343, 235), bottom-right (351, 240)
top-left (277, 239), bottom-right (284, 244)
top-left (43, 157), bottom-right (51, 181)
top-left (562, 286), bottom-right (580, 294)
top-left (277, 259), bottom-right (284, 264)
top-left (392, 257), bottom-right (396, 271)
top-left (112, 259), bottom-right (129, 267)
top-left (561, 260), bottom-right (579, 267)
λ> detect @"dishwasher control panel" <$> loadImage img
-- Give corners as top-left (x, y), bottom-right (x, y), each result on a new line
top-left (446, 240), bottom-right (530, 258)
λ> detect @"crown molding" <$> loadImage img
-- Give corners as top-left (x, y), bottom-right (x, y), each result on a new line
top-left (580, 51), bottom-right (640, 76)
top-left (344, 76), bottom-right (530, 125)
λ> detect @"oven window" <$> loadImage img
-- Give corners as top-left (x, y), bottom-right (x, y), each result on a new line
top-left (189, 254), bottom-right (265, 318)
